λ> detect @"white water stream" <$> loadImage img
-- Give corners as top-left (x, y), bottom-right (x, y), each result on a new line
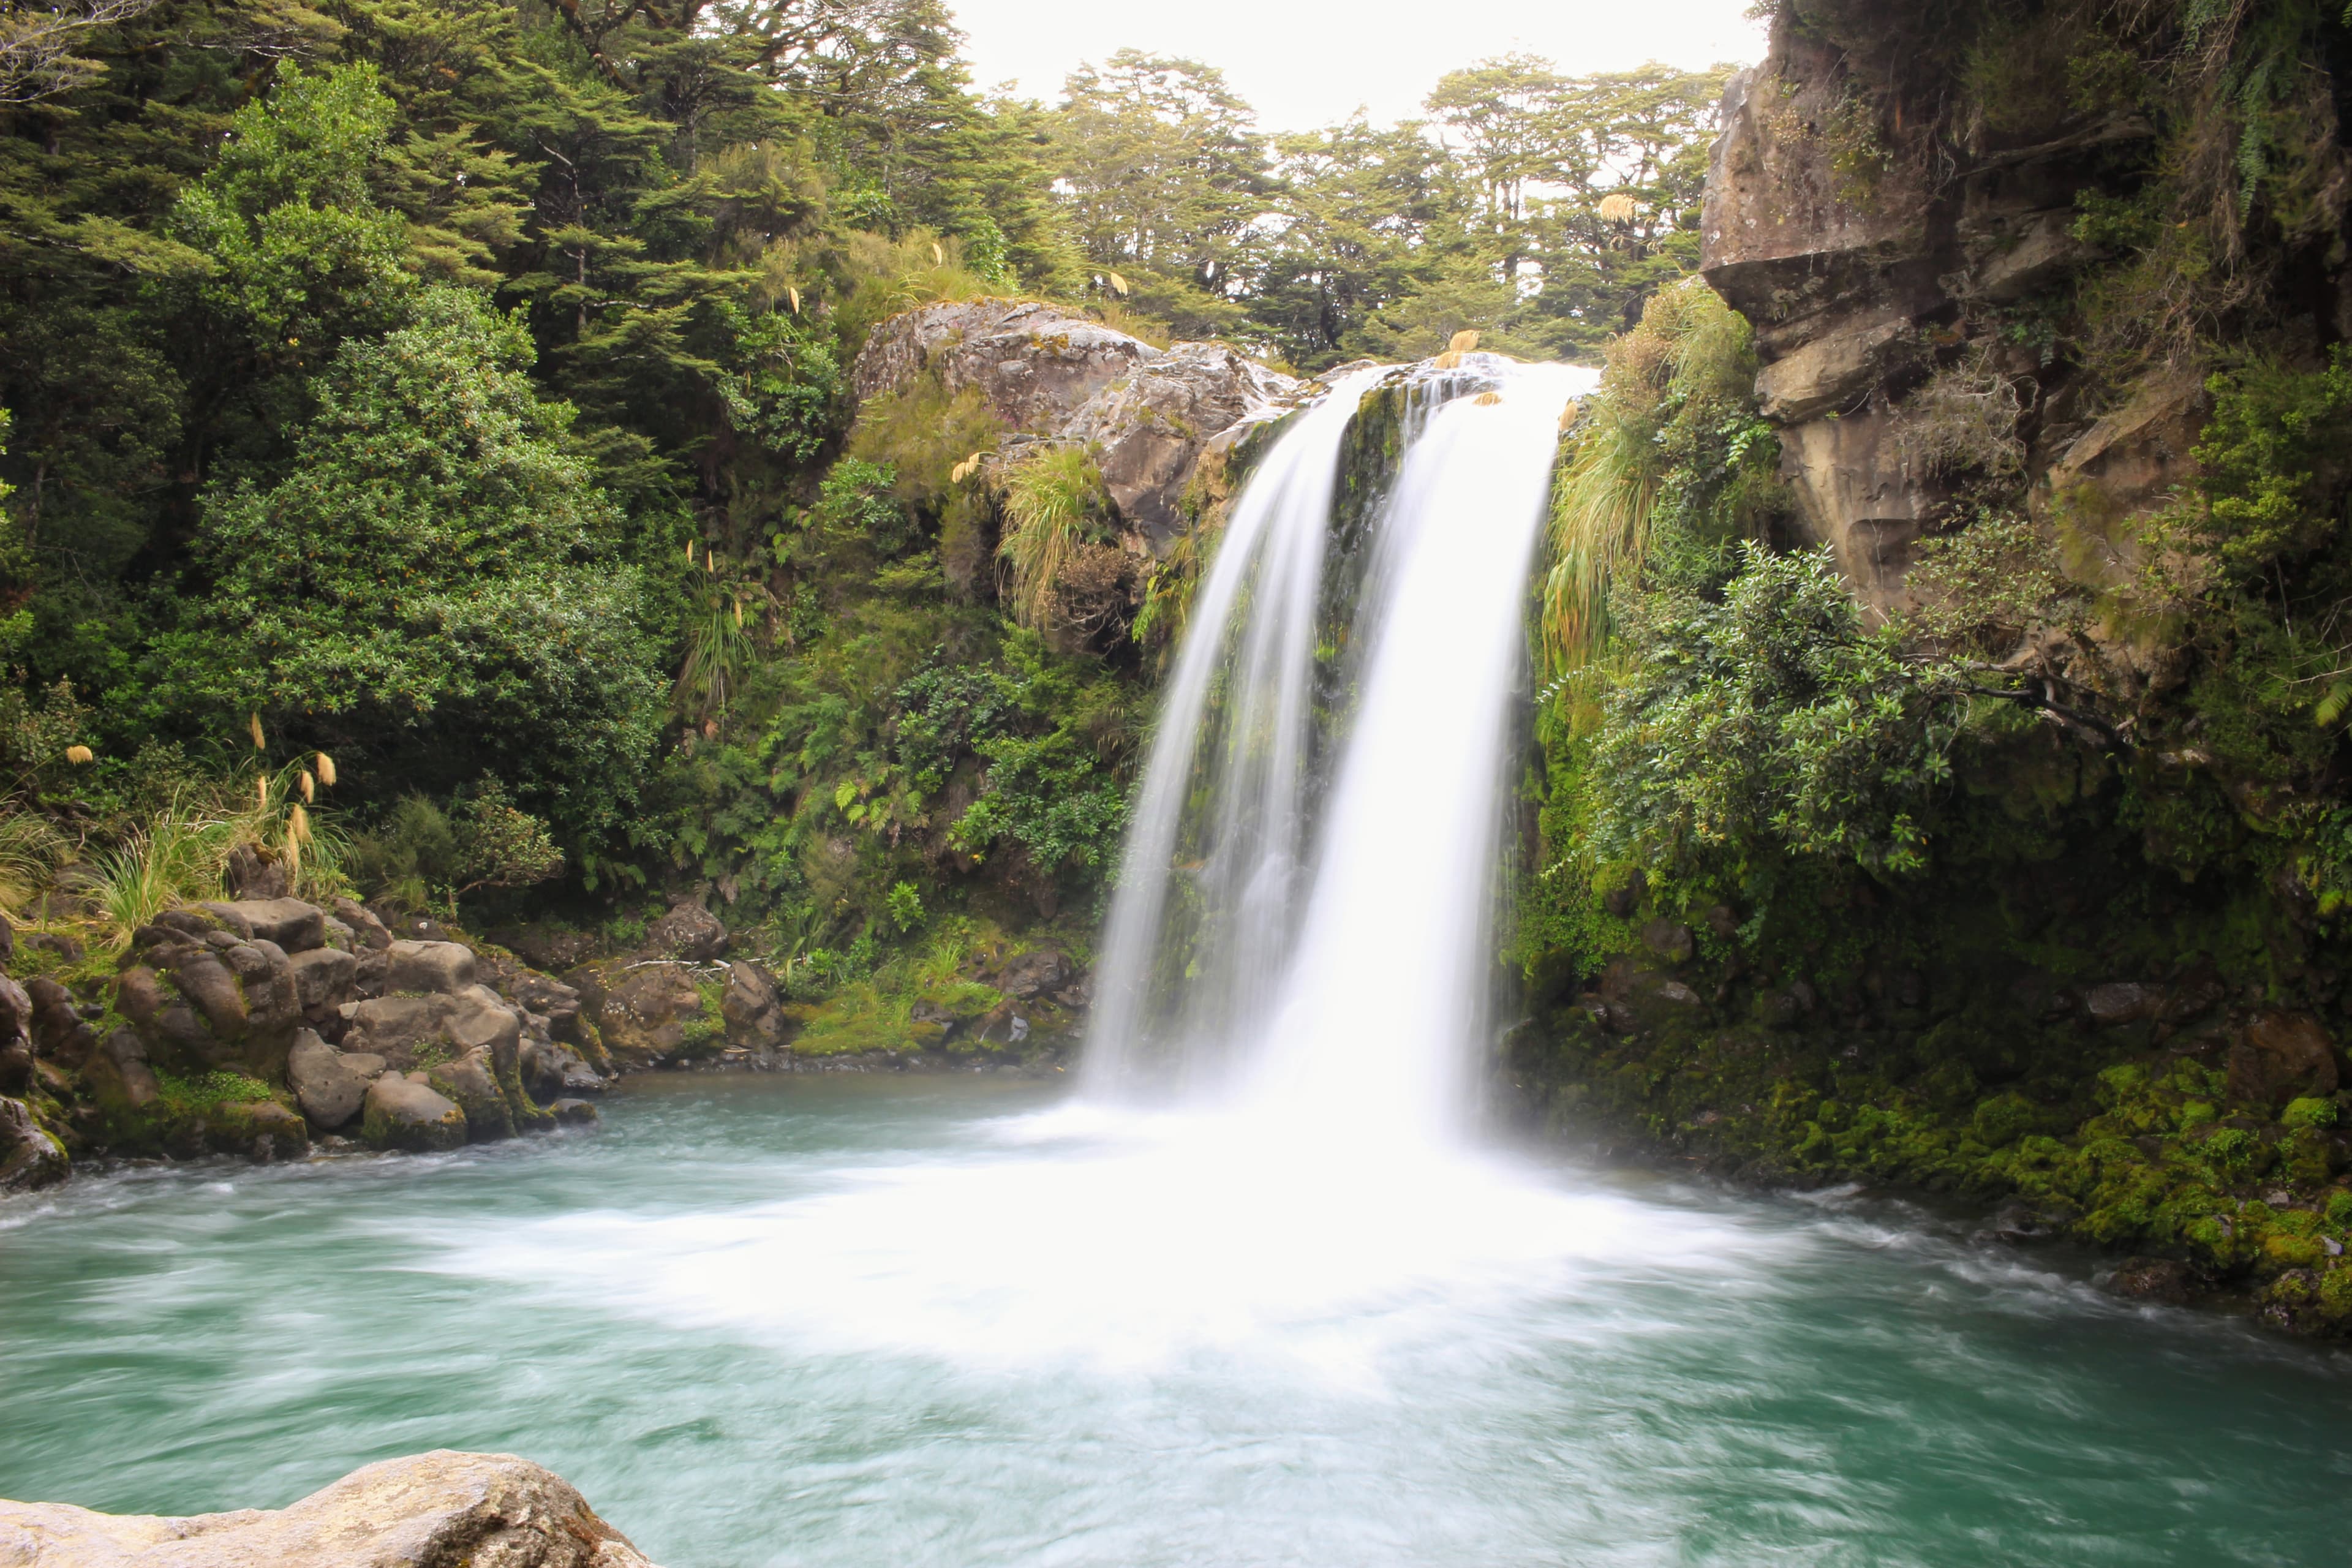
top-left (1088, 356), bottom-right (1589, 1147)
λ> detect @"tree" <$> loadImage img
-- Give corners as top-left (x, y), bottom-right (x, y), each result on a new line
top-left (151, 287), bottom-right (664, 840)
top-left (1049, 50), bottom-right (1273, 336)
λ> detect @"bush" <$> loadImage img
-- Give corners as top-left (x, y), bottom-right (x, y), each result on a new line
top-left (1589, 543), bottom-right (1967, 876)
top-left (149, 287), bottom-right (663, 843)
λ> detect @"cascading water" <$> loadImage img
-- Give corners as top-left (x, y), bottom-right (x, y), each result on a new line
top-left (1086, 355), bottom-right (1589, 1146)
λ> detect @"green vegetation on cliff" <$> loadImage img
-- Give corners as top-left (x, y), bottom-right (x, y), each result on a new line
top-left (1515, 2), bottom-right (2352, 1333)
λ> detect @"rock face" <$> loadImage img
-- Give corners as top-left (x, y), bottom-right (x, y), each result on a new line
top-left (1698, 12), bottom-right (2176, 617)
top-left (852, 300), bottom-right (1300, 555)
top-left (0, 1449), bottom-right (660, 1567)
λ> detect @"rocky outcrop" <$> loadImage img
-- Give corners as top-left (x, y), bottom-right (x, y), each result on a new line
top-left (2, 893), bottom-right (607, 1186)
top-left (1699, 12), bottom-right (2171, 616)
top-left (0, 1449), bottom-right (659, 1567)
top-left (853, 299), bottom-right (1300, 554)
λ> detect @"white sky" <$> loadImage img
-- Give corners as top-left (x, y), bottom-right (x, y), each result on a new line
top-left (951, 0), bottom-right (1769, 132)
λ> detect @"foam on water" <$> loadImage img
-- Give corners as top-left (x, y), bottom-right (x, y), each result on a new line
top-left (427, 1106), bottom-right (1777, 1376)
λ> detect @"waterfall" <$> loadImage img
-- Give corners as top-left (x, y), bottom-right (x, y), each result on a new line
top-left (1085, 356), bottom-right (1589, 1145)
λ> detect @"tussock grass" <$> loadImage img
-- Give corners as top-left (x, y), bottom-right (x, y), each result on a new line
top-left (997, 445), bottom-right (1112, 633)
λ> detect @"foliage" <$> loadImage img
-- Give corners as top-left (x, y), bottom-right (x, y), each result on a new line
top-left (350, 780), bottom-right (562, 911)
top-left (151, 287), bottom-right (663, 842)
top-left (1541, 279), bottom-right (1784, 672)
top-left (1589, 545), bottom-right (1967, 878)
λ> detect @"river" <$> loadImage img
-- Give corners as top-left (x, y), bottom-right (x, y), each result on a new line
top-left (4, 1073), bottom-right (2348, 1567)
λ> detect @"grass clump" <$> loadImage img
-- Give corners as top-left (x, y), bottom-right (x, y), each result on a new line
top-left (996, 445), bottom-right (1118, 636)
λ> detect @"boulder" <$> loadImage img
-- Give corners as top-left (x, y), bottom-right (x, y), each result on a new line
top-left (111, 921), bottom-right (303, 1080)
top-left (386, 940), bottom-right (477, 996)
top-left (223, 898), bottom-right (326, 954)
top-left (1639, 920), bottom-right (1695, 965)
top-left (595, 964), bottom-right (710, 1064)
top-left (360, 1076), bottom-right (467, 1153)
top-left (224, 842), bottom-right (290, 900)
top-left (287, 1030), bottom-right (373, 1131)
top-left (331, 896), bottom-right (393, 951)
top-left (720, 960), bottom-right (783, 1047)
top-left (196, 1098), bottom-right (309, 1162)
top-left (288, 947), bottom-right (359, 1022)
top-left (338, 993), bottom-right (458, 1067)
top-left (548, 1098), bottom-right (600, 1127)
top-left (0, 1449), bottom-right (659, 1567)
top-left (25, 977), bottom-right (96, 1070)
top-left (646, 902), bottom-right (728, 962)
top-left (1057, 342), bottom-right (1299, 547)
top-left (81, 1030), bottom-right (160, 1118)
top-left (2104, 1256), bottom-right (2197, 1305)
top-left (853, 298), bottom-right (1163, 435)
top-left (520, 1039), bottom-right (604, 1102)
top-left (0, 1093), bottom-right (66, 1192)
top-left (990, 949), bottom-right (1072, 1001)
top-left (509, 971), bottom-right (586, 1042)
top-left (2229, 1011), bottom-right (2340, 1110)
top-left (427, 1047), bottom-right (513, 1142)
top-left (2084, 982), bottom-right (2165, 1027)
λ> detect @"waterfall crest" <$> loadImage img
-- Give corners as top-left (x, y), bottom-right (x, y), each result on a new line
top-left (1084, 357), bottom-right (1588, 1145)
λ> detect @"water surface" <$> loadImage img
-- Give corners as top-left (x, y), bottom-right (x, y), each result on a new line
top-left (3, 1075), bottom-right (2348, 1567)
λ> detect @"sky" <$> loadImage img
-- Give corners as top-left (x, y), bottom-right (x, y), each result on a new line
top-left (949, 0), bottom-right (1770, 132)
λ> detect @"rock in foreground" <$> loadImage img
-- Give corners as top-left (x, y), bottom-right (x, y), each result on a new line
top-left (0, 1450), bottom-right (658, 1567)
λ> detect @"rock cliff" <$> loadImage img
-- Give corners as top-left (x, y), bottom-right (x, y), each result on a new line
top-left (1698, 5), bottom-right (2267, 617)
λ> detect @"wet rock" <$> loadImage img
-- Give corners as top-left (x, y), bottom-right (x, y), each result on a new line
top-left (2105, 1256), bottom-right (2196, 1305)
top-left (82, 1030), bottom-right (160, 1118)
top-left (1058, 341), bottom-right (1299, 547)
top-left (287, 1029), bottom-right (373, 1131)
top-left (509, 971), bottom-right (584, 1044)
top-left (0, 1449), bottom-right (660, 1567)
top-left (428, 1047), bottom-right (513, 1142)
top-left (1602, 872), bottom-right (1647, 919)
top-left (361, 1076), bottom-right (467, 1153)
top-left (646, 901), bottom-right (728, 962)
top-left (2228, 1011), bottom-right (2339, 1110)
top-left (2084, 982), bottom-right (2164, 1026)
top-left (203, 1098), bottom-right (309, 1162)
top-left (224, 897), bottom-right (326, 954)
top-left (1640, 920), bottom-right (1695, 965)
top-left (0, 1093), bottom-right (66, 1191)
top-left (520, 1039), bottom-right (603, 1101)
top-left (549, 1098), bottom-right (600, 1127)
top-left (386, 940), bottom-right (478, 996)
top-left (595, 964), bottom-right (709, 1064)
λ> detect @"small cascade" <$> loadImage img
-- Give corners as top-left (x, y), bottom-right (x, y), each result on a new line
top-left (1084, 356), bottom-right (1588, 1144)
